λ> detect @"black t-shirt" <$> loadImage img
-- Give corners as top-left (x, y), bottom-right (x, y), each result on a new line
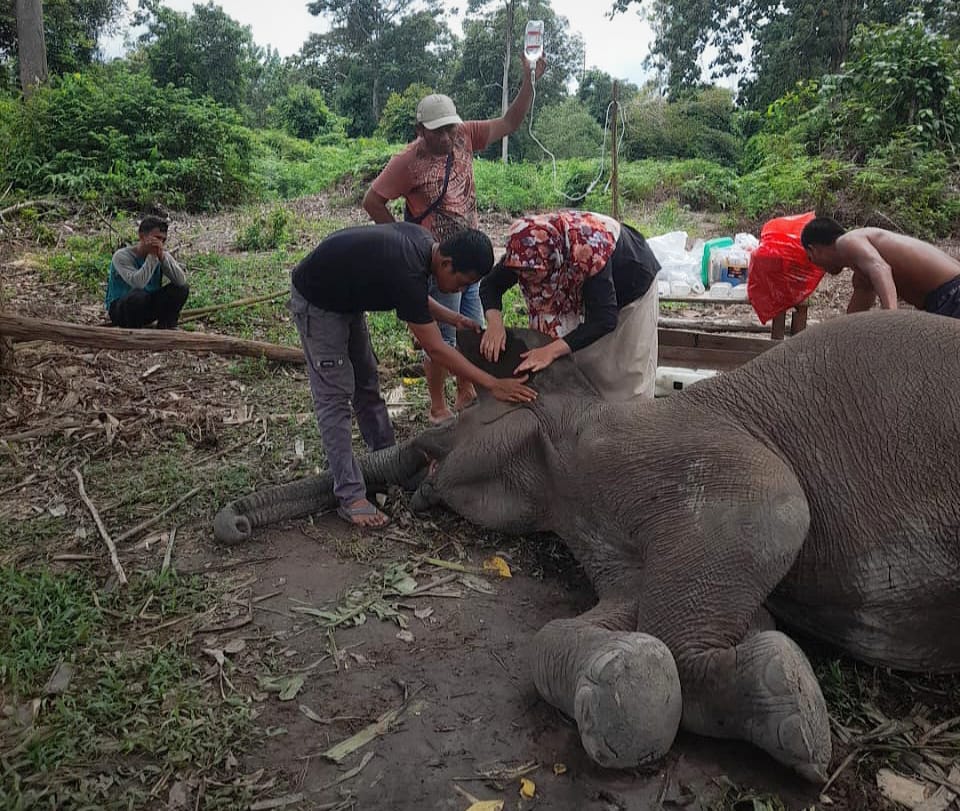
top-left (291, 222), bottom-right (435, 324)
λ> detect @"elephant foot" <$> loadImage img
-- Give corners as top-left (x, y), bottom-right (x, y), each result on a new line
top-left (681, 630), bottom-right (831, 782)
top-left (572, 633), bottom-right (682, 769)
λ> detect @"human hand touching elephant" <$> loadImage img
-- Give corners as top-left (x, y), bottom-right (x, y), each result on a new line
top-left (514, 339), bottom-right (571, 374)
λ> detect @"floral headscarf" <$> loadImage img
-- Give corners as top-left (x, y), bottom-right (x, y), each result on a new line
top-left (503, 211), bottom-right (619, 338)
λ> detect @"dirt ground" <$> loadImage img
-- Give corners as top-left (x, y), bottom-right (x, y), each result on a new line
top-left (3, 199), bottom-right (960, 810)
top-left (193, 515), bottom-right (828, 811)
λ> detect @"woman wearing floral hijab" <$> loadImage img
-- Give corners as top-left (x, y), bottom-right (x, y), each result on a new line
top-left (479, 210), bottom-right (661, 401)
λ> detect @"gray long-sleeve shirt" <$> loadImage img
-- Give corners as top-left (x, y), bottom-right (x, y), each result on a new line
top-left (110, 247), bottom-right (187, 289)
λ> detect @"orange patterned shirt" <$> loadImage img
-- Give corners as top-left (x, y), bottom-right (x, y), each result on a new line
top-left (371, 121), bottom-right (493, 240)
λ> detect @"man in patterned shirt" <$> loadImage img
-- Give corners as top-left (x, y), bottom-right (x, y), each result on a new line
top-left (363, 56), bottom-right (546, 424)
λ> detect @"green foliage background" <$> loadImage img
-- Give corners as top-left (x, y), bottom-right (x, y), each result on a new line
top-left (0, 2), bottom-right (957, 235)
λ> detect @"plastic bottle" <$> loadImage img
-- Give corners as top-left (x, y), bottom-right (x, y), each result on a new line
top-left (721, 248), bottom-right (750, 286)
top-left (524, 20), bottom-right (544, 66)
top-left (700, 236), bottom-right (733, 288)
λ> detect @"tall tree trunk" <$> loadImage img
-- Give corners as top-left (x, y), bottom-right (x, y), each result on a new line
top-left (500, 0), bottom-right (515, 163)
top-left (15, 0), bottom-right (48, 96)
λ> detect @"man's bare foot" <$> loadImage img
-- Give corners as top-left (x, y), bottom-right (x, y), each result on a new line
top-left (337, 499), bottom-right (389, 528)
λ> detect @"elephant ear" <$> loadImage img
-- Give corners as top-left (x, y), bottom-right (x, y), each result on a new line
top-left (456, 327), bottom-right (600, 402)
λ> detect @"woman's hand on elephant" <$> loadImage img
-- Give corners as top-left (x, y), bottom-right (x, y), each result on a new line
top-left (481, 322), bottom-right (507, 361)
top-left (489, 376), bottom-right (537, 403)
top-left (515, 340), bottom-right (570, 374)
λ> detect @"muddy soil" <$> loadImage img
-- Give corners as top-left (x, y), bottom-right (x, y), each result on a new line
top-left (200, 516), bottom-right (823, 811)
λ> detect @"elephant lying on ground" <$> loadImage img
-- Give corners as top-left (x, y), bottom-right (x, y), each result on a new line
top-left (215, 310), bottom-right (960, 782)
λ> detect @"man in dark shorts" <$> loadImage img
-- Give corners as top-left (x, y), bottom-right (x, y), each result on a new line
top-left (289, 223), bottom-right (537, 528)
top-left (800, 216), bottom-right (960, 316)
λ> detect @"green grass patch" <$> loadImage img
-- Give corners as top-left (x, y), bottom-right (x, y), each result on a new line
top-left (44, 234), bottom-right (120, 295)
top-left (0, 516), bottom-right (69, 557)
top-left (0, 567), bottom-right (253, 809)
top-left (81, 447), bottom-right (255, 531)
top-left (182, 250), bottom-right (302, 344)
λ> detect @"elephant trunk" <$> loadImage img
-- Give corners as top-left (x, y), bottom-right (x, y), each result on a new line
top-left (213, 439), bottom-right (431, 545)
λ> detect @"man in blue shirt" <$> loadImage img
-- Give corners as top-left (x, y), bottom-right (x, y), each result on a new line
top-left (105, 216), bottom-right (189, 329)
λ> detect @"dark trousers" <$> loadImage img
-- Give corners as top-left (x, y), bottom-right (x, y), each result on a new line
top-left (108, 284), bottom-right (189, 329)
top-left (289, 285), bottom-right (396, 507)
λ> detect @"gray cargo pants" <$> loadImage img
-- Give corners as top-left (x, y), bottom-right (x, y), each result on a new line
top-left (289, 284), bottom-right (396, 507)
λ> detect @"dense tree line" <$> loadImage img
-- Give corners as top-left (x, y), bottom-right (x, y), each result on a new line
top-left (2, 0), bottom-right (957, 235)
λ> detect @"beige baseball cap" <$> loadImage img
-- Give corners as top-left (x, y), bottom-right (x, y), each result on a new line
top-left (416, 94), bottom-right (463, 130)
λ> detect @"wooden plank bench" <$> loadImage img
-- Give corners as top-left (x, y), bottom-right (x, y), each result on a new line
top-left (659, 294), bottom-right (809, 342)
top-left (657, 328), bottom-right (775, 371)
top-left (656, 301), bottom-right (810, 371)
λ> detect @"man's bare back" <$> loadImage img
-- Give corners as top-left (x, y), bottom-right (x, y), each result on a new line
top-left (801, 218), bottom-right (960, 313)
top-left (838, 229), bottom-right (960, 308)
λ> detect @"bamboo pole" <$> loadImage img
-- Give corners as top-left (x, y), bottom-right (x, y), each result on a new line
top-left (178, 290), bottom-right (287, 322)
top-left (0, 312), bottom-right (305, 364)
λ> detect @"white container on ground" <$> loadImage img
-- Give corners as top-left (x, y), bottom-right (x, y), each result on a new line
top-left (707, 282), bottom-right (733, 298)
top-left (655, 366), bottom-right (719, 398)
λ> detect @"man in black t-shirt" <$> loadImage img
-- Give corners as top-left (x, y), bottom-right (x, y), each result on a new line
top-left (290, 222), bottom-right (537, 528)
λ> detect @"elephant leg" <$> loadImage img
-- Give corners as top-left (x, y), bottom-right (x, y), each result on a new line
top-left (532, 600), bottom-right (682, 769)
top-left (635, 444), bottom-right (830, 781)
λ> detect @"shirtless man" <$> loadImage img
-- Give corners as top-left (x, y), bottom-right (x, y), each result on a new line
top-left (800, 216), bottom-right (960, 317)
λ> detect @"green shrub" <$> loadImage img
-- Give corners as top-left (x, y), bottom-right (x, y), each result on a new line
top-left (847, 141), bottom-right (960, 238)
top-left (474, 159), bottom-right (559, 213)
top-left (251, 135), bottom-right (399, 200)
top-left (235, 206), bottom-right (293, 251)
top-left (1, 63), bottom-right (253, 211)
top-left (269, 84), bottom-right (345, 141)
top-left (375, 83), bottom-right (433, 143)
top-left (618, 159), bottom-right (739, 211)
top-left (737, 156), bottom-right (848, 221)
top-left (529, 98), bottom-right (604, 160)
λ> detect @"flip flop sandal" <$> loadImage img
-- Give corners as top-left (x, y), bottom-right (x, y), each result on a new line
top-left (337, 501), bottom-right (389, 528)
top-left (428, 413), bottom-right (457, 427)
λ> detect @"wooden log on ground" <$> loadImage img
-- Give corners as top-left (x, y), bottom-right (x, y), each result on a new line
top-left (0, 312), bottom-right (305, 364)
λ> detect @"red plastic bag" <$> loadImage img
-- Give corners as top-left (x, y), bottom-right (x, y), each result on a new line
top-left (747, 211), bottom-right (824, 324)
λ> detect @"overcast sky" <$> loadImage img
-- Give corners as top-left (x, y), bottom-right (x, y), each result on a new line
top-left (106, 0), bottom-right (662, 88)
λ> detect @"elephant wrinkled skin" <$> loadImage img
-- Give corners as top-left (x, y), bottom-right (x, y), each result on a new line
top-left (214, 310), bottom-right (960, 782)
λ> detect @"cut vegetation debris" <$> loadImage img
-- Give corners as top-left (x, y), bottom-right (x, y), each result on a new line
top-left (311, 689), bottom-right (428, 764)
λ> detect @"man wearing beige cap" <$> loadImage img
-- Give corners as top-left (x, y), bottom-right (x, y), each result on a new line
top-left (364, 56), bottom-right (546, 425)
